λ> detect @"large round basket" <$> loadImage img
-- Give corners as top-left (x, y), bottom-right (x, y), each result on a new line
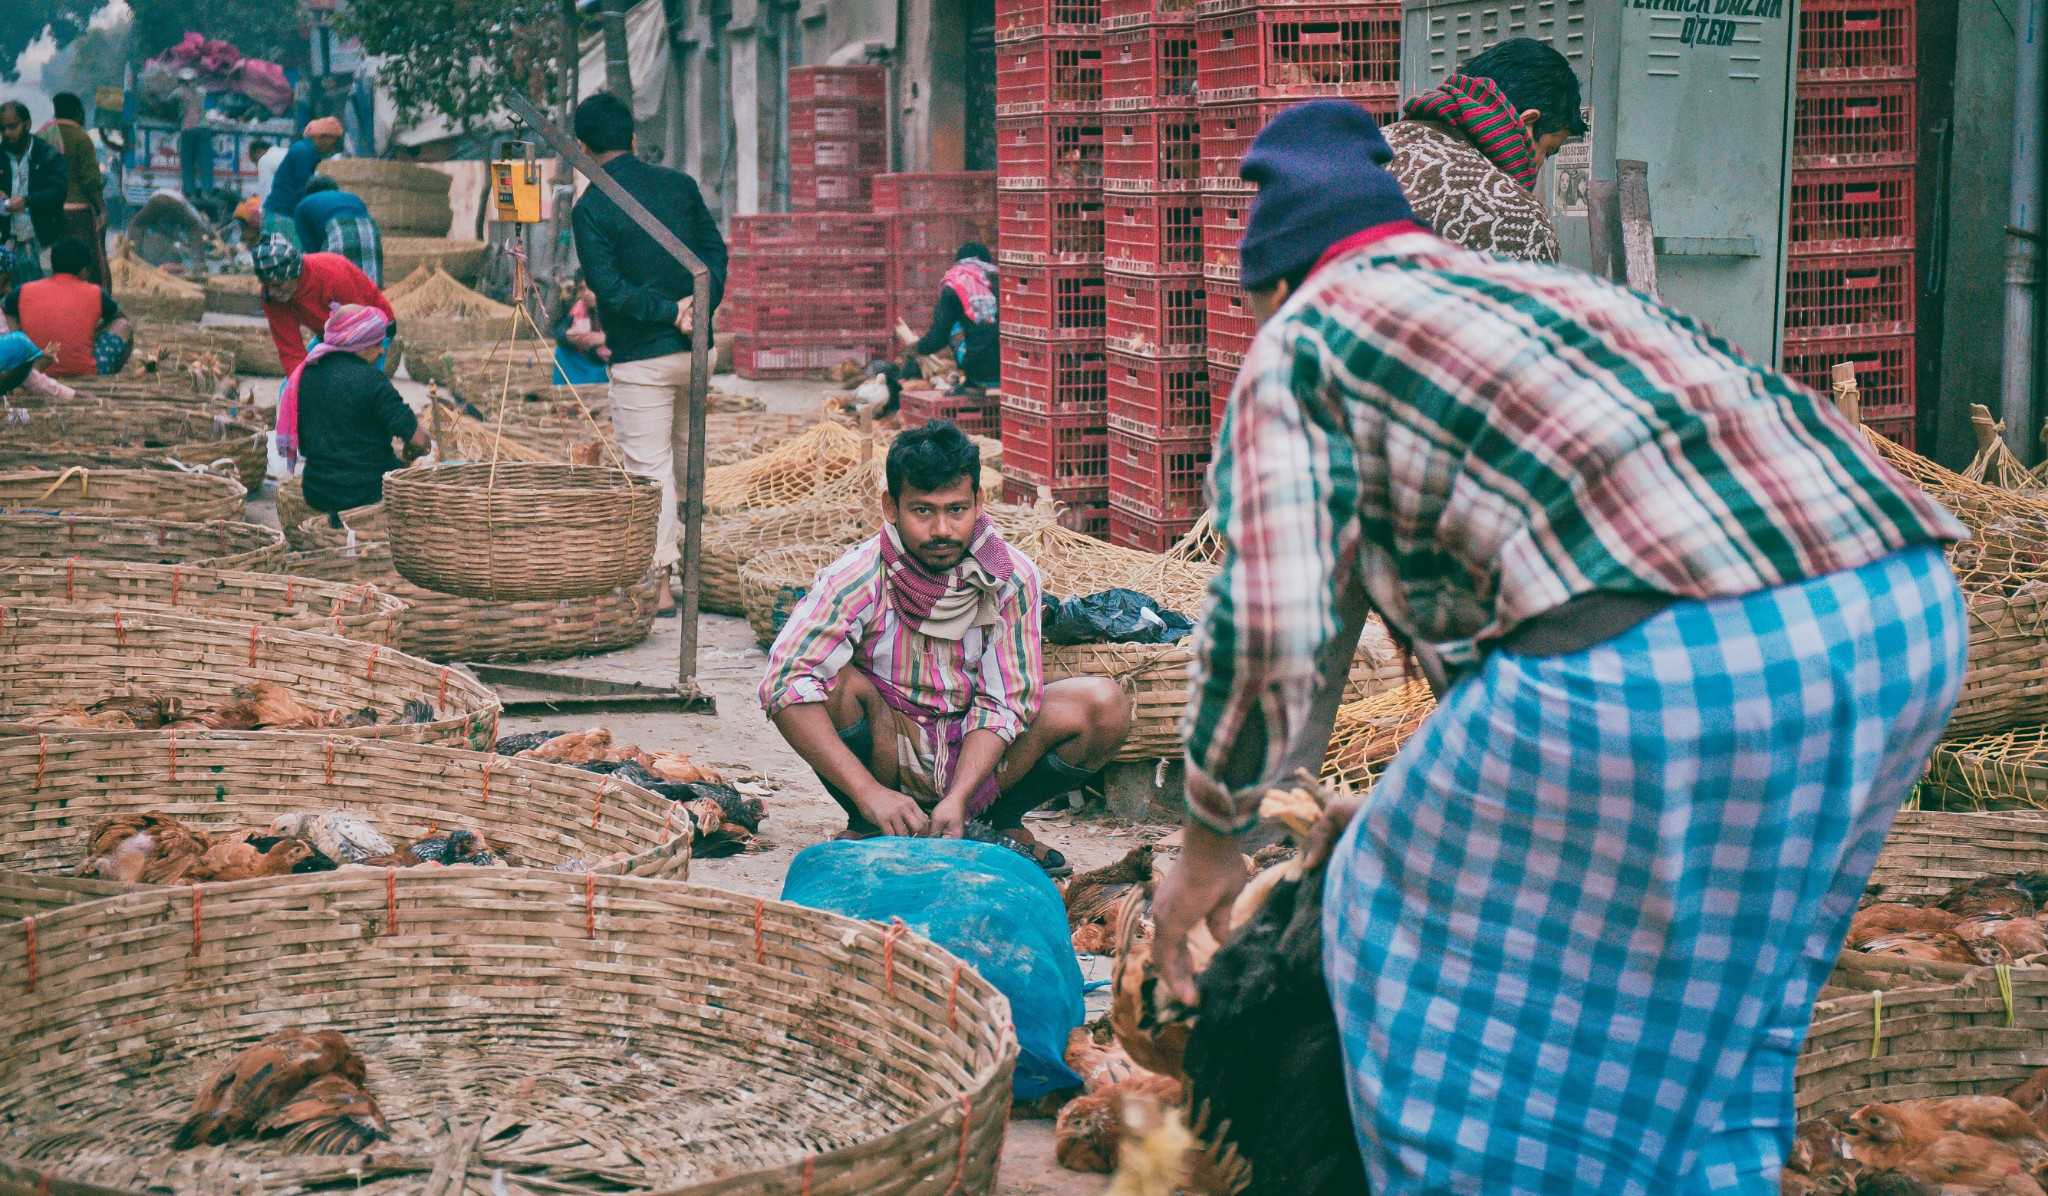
top-left (383, 235), bottom-right (489, 286)
top-left (294, 508), bottom-right (387, 552)
top-left (289, 543), bottom-right (662, 663)
top-left (1864, 807), bottom-right (2048, 900)
top-left (704, 505), bottom-right (873, 615)
top-left (0, 872), bottom-right (1014, 1196)
top-left (0, 514), bottom-right (285, 571)
top-left (0, 468), bottom-right (245, 522)
top-left (740, 542), bottom-right (864, 648)
top-left (0, 400), bottom-right (269, 491)
top-left (0, 730), bottom-right (688, 918)
top-left (0, 559), bottom-right (403, 644)
top-left (71, 376), bottom-right (238, 408)
top-left (1795, 974), bottom-right (2048, 1118)
top-left (383, 463), bottom-right (661, 601)
top-left (201, 273), bottom-right (264, 317)
top-left (318, 158), bottom-right (455, 236)
top-left (129, 320), bottom-right (279, 377)
top-left (0, 605), bottom-right (499, 747)
top-left (1945, 533), bottom-right (2048, 737)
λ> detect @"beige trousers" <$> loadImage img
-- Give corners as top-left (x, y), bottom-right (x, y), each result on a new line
top-left (606, 350), bottom-right (688, 569)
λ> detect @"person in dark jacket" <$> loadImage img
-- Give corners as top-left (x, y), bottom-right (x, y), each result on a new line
top-left (902, 243), bottom-right (999, 389)
top-left (0, 101), bottom-right (68, 283)
top-left (568, 92), bottom-right (728, 613)
top-left (281, 303), bottom-right (428, 516)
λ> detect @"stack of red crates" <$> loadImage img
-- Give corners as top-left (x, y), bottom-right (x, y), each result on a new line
top-left (726, 213), bottom-right (896, 377)
top-left (1779, 0), bottom-right (1917, 446)
top-left (1100, 0), bottom-right (1207, 550)
top-left (997, 0), bottom-right (1112, 538)
top-left (877, 172), bottom-right (1003, 436)
top-left (789, 65), bottom-right (888, 212)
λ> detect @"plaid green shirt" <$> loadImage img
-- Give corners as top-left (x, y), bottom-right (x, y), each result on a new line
top-left (1183, 228), bottom-right (1966, 832)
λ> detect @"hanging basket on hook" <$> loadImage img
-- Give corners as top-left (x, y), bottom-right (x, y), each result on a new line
top-left (383, 462), bottom-right (661, 601)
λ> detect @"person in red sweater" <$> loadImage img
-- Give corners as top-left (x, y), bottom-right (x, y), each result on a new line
top-left (3, 236), bottom-right (130, 377)
top-left (251, 234), bottom-right (395, 374)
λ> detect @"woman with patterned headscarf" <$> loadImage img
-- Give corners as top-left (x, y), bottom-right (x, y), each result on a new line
top-left (902, 241), bottom-right (999, 390)
top-left (279, 303), bottom-right (427, 516)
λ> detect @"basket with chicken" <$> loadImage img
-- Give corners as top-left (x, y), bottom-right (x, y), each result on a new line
top-left (0, 870), bottom-right (1014, 1196)
top-left (0, 466), bottom-right (246, 522)
top-left (0, 513), bottom-right (285, 571)
top-left (0, 729), bottom-right (692, 918)
top-left (0, 400), bottom-right (270, 491)
top-left (410, 340), bottom-right (560, 391)
top-left (0, 605), bottom-right (499, 747)
top-left (288, 542), bottom-right (662, 663)
top-left (0, 560), bottom-right (405, 645)
top-left (128, 318), bottom-right (282, 377)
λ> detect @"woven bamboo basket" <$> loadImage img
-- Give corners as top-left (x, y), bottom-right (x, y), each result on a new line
top-left (0, 870), bottom-right (1013, 1196)
top-left (740, 542), bottom-right (850, 648)
top-left (289, 543), bottom-right (662, 663)
top-left (1920, 725), bottom-right (2048, 812)
top-left (201, 272), bottom-right (265, 317)
top-left (1322, 678), bottom-right (1437, 791)
top-left (383, 235), bottom-right (489, 286)
top-left (71, 375), bottom-right (240, 408)
top-left (108, 244), bottom-right (206, 323)
top-left (1794, 973), bottom-right (2048, 1118)
top-left (0, 605), bottom-right (499, 747)
top-left (0, 514), bottom-right (285, 571)
top-left (128, 320), bottom-right (277, 378)
top-left (706, 422), bottom-right (889, 514)
top-left (0, 467), bottom-right (245, 521)
top-left (1863, 808), bottom-right (2048, 899)
top-left (383, 463), bottom-right (661, 601)
top-left (413, 339), bottom-right (556, 391)
top-left (0, 560), bottom-right (403, 644)
top-left (1947, 532), bottom-right (2048, 738)
top-left (703, 505), bottom-right (875, 616)
top-left (275, 476), bottom-right (384, 549)
top-left (0, 729), bottom-right (689, 918)
top-left (0, 400), bottom-right (269, 490)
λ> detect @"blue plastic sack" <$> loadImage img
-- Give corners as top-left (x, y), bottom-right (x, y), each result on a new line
top-left (780, 837), bottom-right (1085, 1098)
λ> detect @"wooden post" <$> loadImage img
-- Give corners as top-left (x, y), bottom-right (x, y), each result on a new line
top-left (1831, 361), bottom-right (1862, 426)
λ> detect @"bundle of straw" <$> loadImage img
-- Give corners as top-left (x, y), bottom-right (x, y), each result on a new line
top-left (107, 241), bottom-right (204, 322)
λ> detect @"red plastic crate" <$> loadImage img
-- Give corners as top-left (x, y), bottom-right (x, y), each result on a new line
top-left (997, 188), bottom-right (1106, 265)
top-left (1205, 278), bottom-right (1255, 366)
top-left (1799, 0), bottom-right (1914, 80)
top-left (901, 388), bottom-right (1004, 438)
top-left (1199, 189), bottom-right (1248, 279)
top-left (1782, 252), bottom-right (1915, 338)
top-left (730, 214), bottom-right (892, 255)
top-left (1105, 272), bottom-right (1205, 356)
top-left (1792, 81), bottom-right (1916, 168)
top-left (1863, 416), bottom-right (1915, 450)
top-left (1108, 427), bottom-right (1211, 520)
top-left (790, 170), bottom-right (872, 212)
top-left (1107, 351), bottom-right (1209, 437)
top-left (723, 294), bottom-right (892, 338)
top-left (732, 253), bottom-right (891, 294)
top-left (789, 100), bottom-right (886, 139)
top-left (1195, 7), bottom-right (1401, 104)
top-left (788, 65), bottom-right (888, 104)
top-left (1104, 25), bottom-right (1200, 109)
top-left (1001, 336), bottom-right (1110, 415)
top-left (996, 36), bottom-right (1103, 115)
top-left (1209, 359), bottom-right (1238, 429)
top-left (1002, 408), bottom-right (1110, 486)
top-left (1002, 264), bottom-right (1108, 338)
top-left (1109, 508), bottom-right (1200, 552)
top-left (735, 336), bottom-right (893, 379)
top-left (893, 210), bottom-right (999, 259)
top-left (996, 114), bottom-right (1105, 189)
top-left (1780, 334), bottom-right (1916, 421)
top-left (873, 172), bottom-right (999, 215)
top-left (1103, 108), bottom-right (1203, 191)
top-left (1104, 0), bottom-right (1197, 28)
top-left (790, 133), bottom-right (888, 174)
top-left (1788, 168), bottom-right (1914, 255)
top-left (1103, 192), bottom-right (1204, 274)
top-left (1003, 477), bottom-right (1111, 538)
top-left (997, 0), bottom-right (1103, 40)
top-left (1199, 97), bottom-right (1392, 189)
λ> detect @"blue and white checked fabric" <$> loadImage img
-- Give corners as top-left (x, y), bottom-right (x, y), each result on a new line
top-left (1322, 544), bottom-right (1967, 1195)
top-left (322, 215), bottom-right (383, 286)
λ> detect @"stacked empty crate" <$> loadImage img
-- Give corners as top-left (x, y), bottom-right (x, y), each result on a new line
top-left (1101, 0), bottom-right (1208, 551)
top-left (878, 172), bottom-right (1002, 435)
top-left (997, 0), bottom-right (1113, 537)
top-left (730, 66), bottom-right (894, 378)
top-left (1780, 0), bottom-right (1917, 445)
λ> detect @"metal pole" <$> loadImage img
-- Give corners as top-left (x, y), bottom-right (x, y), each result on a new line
top-left (2005, 0), bottom-right (2045, 459)
top-left (603, 0), bottom-right (636, 111)
top-left (501, 89), bottom-right (712, 698)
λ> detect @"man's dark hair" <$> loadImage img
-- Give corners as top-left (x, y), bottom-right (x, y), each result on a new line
top-left (1460, 38), bottom-right (1588, 138)
top-left (0, 101), bottom-right (30, 129)
top-left (249, 139), bottom-right (272, 159)
top-left (574, 94), bottom-right (635, 155)
top-left (52, 93), bottom-right (84, 122)
top-left (305, 173), bottom-right (339, 195)
top-left (886, 419), bottom-right (982, 500)
top-left (956, 242), bottom-right (991, 262)
top-left (49, 236), bottom-right (92, 277)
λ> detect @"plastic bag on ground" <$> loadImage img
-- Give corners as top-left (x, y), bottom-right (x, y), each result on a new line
top-left (1043, 587), bottom-right (1194, 646)
top-left (780, 837), bottom-right (1085, 1098)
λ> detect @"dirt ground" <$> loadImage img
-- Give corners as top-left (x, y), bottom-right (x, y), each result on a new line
top-left (240, 351), bottom-right (1172, 1194)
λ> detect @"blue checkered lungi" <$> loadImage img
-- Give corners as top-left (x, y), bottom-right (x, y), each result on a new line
top-left (321, 215), bottom-right (383, 286)
top-left (1323, 544), bottom-right (1966, 1195)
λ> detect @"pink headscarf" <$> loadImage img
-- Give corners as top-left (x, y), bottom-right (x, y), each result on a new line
top-left (276, 304), bottom-right (389, 467)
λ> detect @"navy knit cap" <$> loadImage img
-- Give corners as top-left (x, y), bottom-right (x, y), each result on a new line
top-left (1238, 100), bottom-right (1416, 292)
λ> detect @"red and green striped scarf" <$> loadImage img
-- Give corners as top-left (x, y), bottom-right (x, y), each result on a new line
top-left (1401, 74), bottom-right (1541, 190)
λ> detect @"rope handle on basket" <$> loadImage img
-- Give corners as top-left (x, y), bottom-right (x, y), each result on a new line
top-left (1999, 963), bottom-right (2017, 1028)
top-left (365, 645), bottom-right (378, 683)
top-left (881, 918), bottom-right (909, 1000)
top-left (33, 466), bottom-right (88, 505)
top-left (166, 732), bottom-right (176, 782)
top-left (1869, 991), bottom-right (1883, 1061)
top-left (480, 757), bottom-right (491, 804)
top-left (248, 624), bottom-right (260, 667)
top-left (190, 886), bottom-right (203, 957)
top-left (437, 667), bottom-right (450, 709)
top-left (385, 868), bottom-right (398, 934)
top-left (33, 733), bottom-right (46, 791)
top-left (585, 873), bottom-right (598, 939)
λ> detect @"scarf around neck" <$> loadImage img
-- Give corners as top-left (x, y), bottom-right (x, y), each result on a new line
top-left (878, 513), bottom-right (1015, 640)
top-left (276, 303), bottom-right (389, 467)
top-left (1401, 74), bottom-right (1542, 190)
top-left (941, 259), bottom-right (999, 326)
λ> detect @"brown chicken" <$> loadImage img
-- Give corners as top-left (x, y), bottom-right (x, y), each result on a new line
top-left (1782, 1117), bottom-right (1862, 1195)
top-left (80, 812), bottom-right (212, 885)
top-left (1956, 918), bottom-right (2048, 963)
top-left (167, 696), bottom-right (262, 731)
top-left (1067, 1026), bottom-right (1144, 1095)
top-left (189, 832), bottom-right (314, 883)
top-left (256, 1071), bottom-right (389, 1154)
top-left (1935, 877), bottom-right (2039, 921)
top-left (235, 682), bottom-right (363, 731)
top-left (1848, 903), bottom-right (1962, 945)
top-left (1845, 1102), bottom-right (1943, 1171)
top-left (1891, 1131), bottom-right (2046, 1194)
top-left (1054, 1072), bottom-right (1186, 1174)
top-left (25, 702), bottom-right (139, 730)
top-left (2007, 1068), bottom-right (2048, 1136)
top-left (87, 695), bottom-right (182, 729)
top-left (642, 751), bottom-right (722, 785)
top-left (516, 727), bottom-right (615, 766)
top-left (1896, 1096), bottom-right (2048, 1169)
top-left (174, 1029), bottom-right (369, 1149)
top-left (1066, 846), bottom-right (1155, 959)
top-left (1110, 887), bottom-right (1191, 1082)
top-left (1071, 923), bottom-right (1114, 956)
top-left (1856, 930), bottom-right (1989, 967)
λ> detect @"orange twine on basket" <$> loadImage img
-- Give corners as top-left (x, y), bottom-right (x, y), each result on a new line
top-left (591, 781), bottom-right (605, 830)
top-left (166, 732), bottom-right (176, 782)
top-left (22, 915), bottom-right (36, 993)
top-left (882, 918), bottom-right (909, 1000)
top-left (385, 868), bottom-right (398, 934)
top-left (800, 1156), bottom-right (814, 1196)
top-left (284, 575), bottom-right (295, 604)
top-left (364, 644), bottom-right (378, 683)
top-left (324, 736), bottom-right (335, 785)
top-left (37, 1168), bottom-right (51, 1196)
top-left (112, 609), bottom-right (125, 648)
top-left (437, 667), bottom-right (449, 708)
top-left (947, 1093), bottom-right (973, 1195)
top-left (189, 886), bottom-right (203, 956)
top-left (753, 897), bottom-right (766, 964)
top-left (33, 733), bottom-right (46, 791)
top-left (585, 873), bottom-right (597, 939)
top-left (660, 804), bottom-right (672, 845)
top-left (247, 624), bottom-right (260, 667)
top-left (480, 758), bottom-right (491, 804)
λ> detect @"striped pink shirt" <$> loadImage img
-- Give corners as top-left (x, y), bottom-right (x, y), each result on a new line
top-left (758, 535), bottom-right (1044, 742)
